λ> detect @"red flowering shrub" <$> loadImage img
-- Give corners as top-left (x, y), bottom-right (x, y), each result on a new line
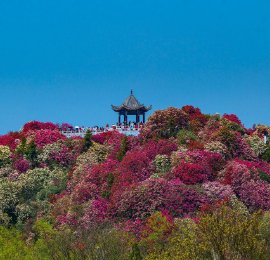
top-left (116, 150), bottom-right (152, 186)
top-left (71, 181), bottom-right (99, 204)
top-left (92, 131), bottom-right (115, 144)
top-left (223, 114), bottom-right (243, 127)
top-left (182, 105), bottom-right (208, 131)
top-left (189, 150), bottom-right (226, 174)
top-left (142, 139), bottom-right (178, 160)
top-left (173, 162), bottom-right (210, 185)
top-left (172, 150), bottom-right (225, 177)
top-left (22, 121), bottom-right (58, 133)
top-left (0, 132), bottom-right (22, 150)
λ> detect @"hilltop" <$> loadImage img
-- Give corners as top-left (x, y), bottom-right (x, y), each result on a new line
top-left (0, 105), bottom-right (270, 259)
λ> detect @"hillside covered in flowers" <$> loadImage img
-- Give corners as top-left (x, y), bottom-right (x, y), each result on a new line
top-left (1, 105), bottom-right (270, 259)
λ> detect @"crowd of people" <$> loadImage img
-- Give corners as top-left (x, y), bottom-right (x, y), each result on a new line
top-left (60, 121), bottom-right (144, 136)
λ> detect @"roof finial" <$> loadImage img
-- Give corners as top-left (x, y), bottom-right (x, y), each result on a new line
top-left (131, 89), bottom-right (133, 95)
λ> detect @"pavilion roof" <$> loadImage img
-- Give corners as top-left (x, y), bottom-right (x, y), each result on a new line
top-left (112, 90), bottom-right (152, 112)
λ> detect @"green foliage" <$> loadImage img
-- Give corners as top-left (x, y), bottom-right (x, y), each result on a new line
top-left (130, 244), bottom-right (143, 260)
top-left (25, 141), bottom-right (39, 168)
top-left (198, 204), bottom-right (266, 260)
top-left (151, 155), bottom-right (171, 178)
top-left (177, 129), bottom-right (197, 146)
top-left (259, 170), bottom-right (270, 184)
top-left (15, 137), bottom-right (27, 156)
top-left (102, 172), bottom-right (115, 199)
top-left (261, 144), bottom-right (270, 163)
top-left (0, 226), bottom-right (33, 259)
top-left (145, 218), bottom-right (208, 260)
top-left (83, 129), bottom-right (92, 152)
top-left (116, 136), bottom-right (128, 161)
top-left (33, 220), bottom-right (132, 260)
top-left (140, 211), bottom-right (174, 256)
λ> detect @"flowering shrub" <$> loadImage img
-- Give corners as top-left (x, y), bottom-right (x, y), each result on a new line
top-left (173, 162), bottom-right (210, 185)
top-left (182, 105), bottom-right (208, 132)
top-left (81, 198), bottom-right (109, 228)
top-left (32, 129), bottom-right (66, 148)
top-left (0, 107), bottom-right (270, 257)
top-left (112, 178), bottom-right (207, 219)
top-left (203, 181), bottom-right (234, 201)
top-left (0, 132), bottom-right (22, 150)
top-left (246, 134), bottom-right (266, 156)
top-left (13, 157), bottom-right (30, 173)
top-left (236, 180), bottom-right (270, 211)
top-left (204, 141), bottom-right (228, 158)
top-left (22, 121), bottom-right (58, 134)
top-left (153, 154), bottom-right (171, 175)
top-left (0, 146), bottom-right (11, 166)
top-left (141, 107), bottom-right (189, 138)
top-left (223, 114), bottom-right (244, 127)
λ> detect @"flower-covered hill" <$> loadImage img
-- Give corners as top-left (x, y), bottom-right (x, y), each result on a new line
top-left (1, 107), bottom-right (270, 259)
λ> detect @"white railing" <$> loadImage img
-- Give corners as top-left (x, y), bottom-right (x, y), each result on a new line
top-left (61, 126), bottom-right (142, 138)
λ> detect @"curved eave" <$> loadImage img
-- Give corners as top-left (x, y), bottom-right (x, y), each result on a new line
top-left (112, 104), bottom-right (152, 112)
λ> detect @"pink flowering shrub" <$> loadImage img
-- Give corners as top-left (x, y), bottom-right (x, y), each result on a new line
top-left (13, 157), bottom-right (30, 173)
top-left (111, 178), bottom-right (207, 219)
top-left (116, 150), bottom-right (153, 186)
top-left (81, 198), bottom-right (109, 228)
top-left (33, 129), bottom-right (66, 148)
top-left (221, 160), bottom-right (255, 186)
top-left (48, 146), bottom-right (77, 168)
top-left (70, 159), bottom-right (118, 204)
top-left (203, 181), bottom-right (234, 201)
top-left (236, 180), bottom-right (270, 211)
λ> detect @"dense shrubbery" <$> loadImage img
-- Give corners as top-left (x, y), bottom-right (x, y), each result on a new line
top-left (0, 107), bottom-right (270, 259)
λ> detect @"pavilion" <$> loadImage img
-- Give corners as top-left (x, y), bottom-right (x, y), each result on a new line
top-left (112, 90), bottom-right (152, 124)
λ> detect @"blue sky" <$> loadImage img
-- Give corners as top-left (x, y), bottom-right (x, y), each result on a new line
top-left (0, 0), bottom-right (269, 133)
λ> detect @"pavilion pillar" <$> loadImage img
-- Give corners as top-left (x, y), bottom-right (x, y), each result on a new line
top-left (143, 113), bottom-right (145, 123)
top-left (118, 113), bottom-right (121, 124)
top-left (124, 112), bottom-right (127, 125)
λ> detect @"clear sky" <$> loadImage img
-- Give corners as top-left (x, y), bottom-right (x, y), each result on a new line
top-left (0, 0), bottom-right (269, 134)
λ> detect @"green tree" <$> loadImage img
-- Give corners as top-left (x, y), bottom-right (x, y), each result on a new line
top-left (25, 141), bottom-right (38, 168)
top-left (198, 204), bottom-right (266, 260)
top-left (116, 136), bottom-right (128, 161)
top-left (83, 130), bottom-right (92, 152)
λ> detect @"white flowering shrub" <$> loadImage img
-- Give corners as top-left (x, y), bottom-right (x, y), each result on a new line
top-left (38, 142), bottom-right (63, 163)
top-left (204, 141), bottom-right (228, 157)
top-left (246, 135), bottom-right (267, 156)
top-left (153, 154), bottom-right (171, 174)
top-left (0, 146), bottom-right (11, 166)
